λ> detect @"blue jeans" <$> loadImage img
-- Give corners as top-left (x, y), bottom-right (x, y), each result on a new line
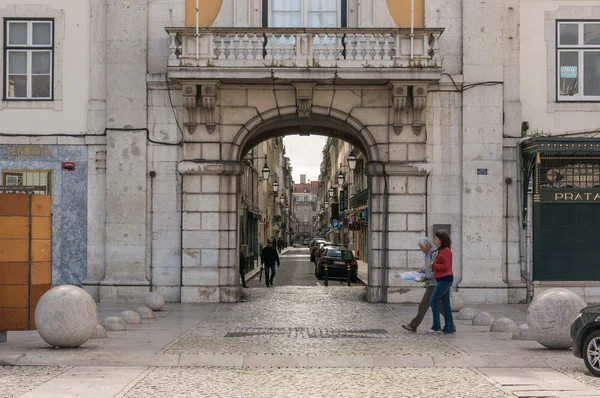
top-left (429, 280), bottom-right (454, 333)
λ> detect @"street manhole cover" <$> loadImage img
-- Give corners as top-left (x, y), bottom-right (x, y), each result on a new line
top-left (224, 328), bottom-right (390, 338)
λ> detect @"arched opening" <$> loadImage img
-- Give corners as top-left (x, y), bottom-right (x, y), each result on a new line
top-left (232, 112), bottom-right (384, 302)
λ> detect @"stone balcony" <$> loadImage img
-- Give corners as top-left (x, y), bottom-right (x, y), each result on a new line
top-left (165, 27), bottom-right (445, 83)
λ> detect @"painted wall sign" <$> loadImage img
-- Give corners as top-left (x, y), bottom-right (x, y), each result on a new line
top-left (541, 190), bottom-right (600, 203)
top-left (4, 145), bottom-right (52, 160)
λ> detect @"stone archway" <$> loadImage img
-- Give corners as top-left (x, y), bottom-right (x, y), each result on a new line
top-left (176, 82), bottom-right (429, 303)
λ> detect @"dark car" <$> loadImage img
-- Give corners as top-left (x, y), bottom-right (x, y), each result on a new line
top-left (315, 248), bottom-right (358, 282)
top-left (313, 242), bottom-right (337, 264)
top-left (571, 304), bottom-right (600, 376)
top-left (310, 240), bottom-right (331, 262)
top-left (310, 238), bottom-right (325, 249)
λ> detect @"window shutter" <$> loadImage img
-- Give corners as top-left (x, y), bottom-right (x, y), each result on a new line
top-left (341, 0), bottom-right (347, 28)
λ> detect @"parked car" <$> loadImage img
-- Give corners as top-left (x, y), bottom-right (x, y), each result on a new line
top-left (310, 240), bottom-right (331, 262)
top-left (309, 238), bottom-right (325, 249)
top-left (314, 243), bottom-right (341, 265)
top-left (315, 248), bottom-right (358, 282)
top-left (303, 238), bottom-right (310, 245)
top-left (571, 304), bottom-right (600, 376)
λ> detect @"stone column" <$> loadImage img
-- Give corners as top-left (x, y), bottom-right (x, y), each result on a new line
top-left (82, 0), bottom-right (108, 301)
top-left (365, 163), bottom-right (385, 303)
top-left (99, 0), bottom-right (150, 302)
top-left (458, 0), bottom-right (507, 303)
top-left (178, 161), bottom-right (242, 303)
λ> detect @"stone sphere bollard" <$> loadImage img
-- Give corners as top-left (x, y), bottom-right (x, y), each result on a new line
top-left (145, 292), bottom-right (165, 311)
top-left (101, 316), bottom-right (127, 331)
top-left (457, 307), bottom-right (477, 320)
top-left (527, 288), bottom-right (587, 349)
top-left (136, 307), bottom-right (155, 320)
top-left (91, 324), bottom-right (108, 339)
top-left (450, 292), bottom-right (465, 312)
top-left (119, 310), bottom-right (142, 325)
top-left (490, 317), bottom-right (517, 333)
top-left (472, 312), bottom-right (495, 326)
top-left (34, 285), bottom-right (98, 348)
top-left (512, 324), bottom-right (534, 341)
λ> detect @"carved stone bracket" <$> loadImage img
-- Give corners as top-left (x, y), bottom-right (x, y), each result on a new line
top-left (182, 84), bottom-right (198, 134)
top-left (293, 83), bottom-right (315, 119)
top-left (201, 82), bottom-right (219, 134)
top-left (390, 84), bottom-right (408, 135)
top-left (412, 85), bottom-right (428, 135)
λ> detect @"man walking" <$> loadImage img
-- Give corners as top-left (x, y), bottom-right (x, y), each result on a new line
top-left (261, 239), bottom-right (280, 287)
top-left (402, 238), bottom-right (454, 333)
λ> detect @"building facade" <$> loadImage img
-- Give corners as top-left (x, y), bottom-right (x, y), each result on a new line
top-left (293, 176), bottom-right (317, 243)
top-left (2, 0), bottom-right (599, 304)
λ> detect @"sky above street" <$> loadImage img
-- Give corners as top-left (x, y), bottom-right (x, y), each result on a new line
top-left (283, 135), bottom-right (328, 183)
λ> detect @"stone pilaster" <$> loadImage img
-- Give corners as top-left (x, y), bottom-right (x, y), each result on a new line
top-left (100, 0), bottom-right (150, 302)
top-left (178, 161), bottom-right (242, 303)
top-left (458, 0), bottom-right (507, 303)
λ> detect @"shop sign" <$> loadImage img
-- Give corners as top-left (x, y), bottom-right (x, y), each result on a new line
top-left (541, 190), bottom-right (600, 203)
top-left (4, 145), bottom-right (52, 160)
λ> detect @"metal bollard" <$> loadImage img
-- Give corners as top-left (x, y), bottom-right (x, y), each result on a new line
top-left (324, 264), bottom-right (328, 286)
top-left (347, 263), bottom-right (351, 286)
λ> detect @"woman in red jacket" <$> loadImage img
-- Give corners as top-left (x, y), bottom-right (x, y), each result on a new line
top-left (427, 231), bottom-right (455, 334)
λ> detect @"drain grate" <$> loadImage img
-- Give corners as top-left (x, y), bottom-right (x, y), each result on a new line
top-left (224, 327), bottom-right (390, 339)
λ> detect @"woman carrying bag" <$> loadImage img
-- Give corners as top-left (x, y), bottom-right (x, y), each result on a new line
top-left (427, 231), bottom-right (455, 335)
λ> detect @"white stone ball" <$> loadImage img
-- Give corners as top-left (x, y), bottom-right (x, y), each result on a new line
top-left (119, 310), bottom-right (142, 325)
top-left (490, 317), bottom-right (517, 333)
top-left (512, 324), bottom-right (534, 341)
top-left (450, 292), bottom-right (465, 312)
top-left (91, 324), bottom-right (108, 339)
top-left (145, 292), bottom-right (165, 311)
top-left (101, 316), bottom-right (127, 331)
top-left (527, 288), bottom-right (587, 349)
top-left (34, 285), bottom-right (98, 348)
top-left (457, 307), bottom-right (477, 320)
top-left (472, 312), bottom-right (495, 326)
top-left (136, 307), bottom-right (155, 319)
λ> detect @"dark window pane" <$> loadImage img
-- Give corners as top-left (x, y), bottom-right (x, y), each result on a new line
top-left (8, 75), bottom-right (27, 98)
top-left (560, 24), bottom-right (579, 46)
top-left (31, 75), bottom-right (51, 98)
top-left (584, 24), bottom-right (600, 45)
top-left (32, 52), bottom-right (51, 74)
top-left (8, 51), bottom-right (27, 74)
top-left (32, 22), bottom-right (52, 45)
top-left (559, 51), bottom-right (579, 96)
top-left (8, 22), bottom-right (28, 45)
top-left (584, 52), bottom-right (600, 96)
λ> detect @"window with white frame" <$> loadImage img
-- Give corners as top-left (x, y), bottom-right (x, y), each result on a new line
top-left (269, 0), bottom-right (340, 28)
top-left (557, 21), bottom-right (600, 101)
top-left (4, 19), bottom-right (54, 100)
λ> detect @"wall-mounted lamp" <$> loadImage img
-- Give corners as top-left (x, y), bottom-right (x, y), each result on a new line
top-left (337, 171), bottom-right (344, 186)
top-left (347, 150), bottom-right (357, 171)
top-left (272, 179), bottom-right (279, 192)
top-left (280, 193), bottom-right (285, 204)
top-left (328, 187), bottom-right (334, 197)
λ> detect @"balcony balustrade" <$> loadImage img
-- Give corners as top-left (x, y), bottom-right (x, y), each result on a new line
top-left (166, 27), bottom-right (444, 69)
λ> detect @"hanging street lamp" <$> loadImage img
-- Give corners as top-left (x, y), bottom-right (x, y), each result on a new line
top-left (337, 171), bottom-right (344, 186)
top-left (348, 150), bottom-right (357, 171)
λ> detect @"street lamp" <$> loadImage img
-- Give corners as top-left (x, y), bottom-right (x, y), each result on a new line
top-left (280, 193), bottom-right (285, 205)
top-left (348, 150), bottom-right (357, 171)
top-left (337, 171), bottom-right (344, 186)
top-left (262, 162), bottom-right (270, 180)
top-left (328, 187), bottom-right (334, 197)
top-left (272, 179), bottom-right (279, 192)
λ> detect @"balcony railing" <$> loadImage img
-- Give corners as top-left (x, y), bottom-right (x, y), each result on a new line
top-left (350, 189), bottom-right (368, 209)
top-left (166, 27), bottom-right (443, 68)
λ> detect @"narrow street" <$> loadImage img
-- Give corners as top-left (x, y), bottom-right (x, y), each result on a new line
top-left (247, 247), bottom-right (363, 288)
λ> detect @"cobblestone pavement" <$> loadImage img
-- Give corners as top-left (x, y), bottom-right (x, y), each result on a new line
top-left (0, 366), bottom-right (70, 398)
top-left (121, 367), bottom-right (511, 398)
top-left (163, 287), bottom-right (462, 356)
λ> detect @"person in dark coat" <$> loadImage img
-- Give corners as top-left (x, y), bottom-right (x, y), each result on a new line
top-left (260, 239), bottom-right (280, 287)
top-left (239, 246), bottom-right (247, 288)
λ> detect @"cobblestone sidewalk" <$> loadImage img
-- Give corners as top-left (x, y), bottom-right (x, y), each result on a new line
top-left (162, 287), bottom-right (461, 357)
